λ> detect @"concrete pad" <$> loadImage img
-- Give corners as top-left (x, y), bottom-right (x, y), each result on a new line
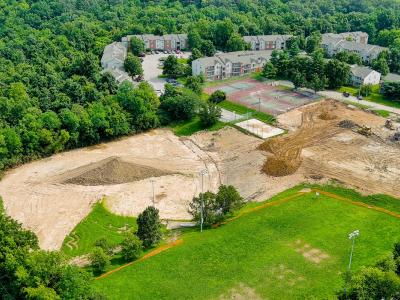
top-left (236, 119), bottom-right (284, 139)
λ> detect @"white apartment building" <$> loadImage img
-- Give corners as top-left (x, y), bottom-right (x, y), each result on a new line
top-left (321, 32), bottom-right (387, 63)
top-left (350, 65), bottom-right (381, 86)
top-left (192, 50), bottom-right (272, 81)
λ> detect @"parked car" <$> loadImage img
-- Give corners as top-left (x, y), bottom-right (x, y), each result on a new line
top-left (138, 52), bottom-right (146, 57)
top-left (172, 82), bottom-right (184, 87)
top-left (343, 92), bottom-right (350, 97)
top-left (357, 95), bottom-right (363, 100)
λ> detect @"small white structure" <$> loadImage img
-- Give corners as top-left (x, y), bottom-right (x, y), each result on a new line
top-left (350, 65), bottom-right (381, 86)
top-left (236, 119), bottom-right (284, 139)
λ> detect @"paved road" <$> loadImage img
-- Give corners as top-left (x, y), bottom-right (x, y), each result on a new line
top-left (318, 90), bottom-right (400, 115)
top-left (142, 52), bottom-right (191, 95)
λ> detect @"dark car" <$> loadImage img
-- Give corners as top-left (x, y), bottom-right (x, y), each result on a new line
top-left (343, 92), bottom-right (350, 97)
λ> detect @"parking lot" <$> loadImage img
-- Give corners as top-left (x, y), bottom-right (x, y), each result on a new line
top-left (142, 51), bottom-right (190, 95)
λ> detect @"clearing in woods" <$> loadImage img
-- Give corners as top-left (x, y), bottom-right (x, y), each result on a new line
top-left (92, 186), bottom-right (400, 300)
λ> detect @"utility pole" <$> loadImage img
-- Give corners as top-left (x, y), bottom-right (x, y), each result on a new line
top-left (150, 179), bottom-right (155, 207)
top-left (344, 229), bottom-right (360, 295)
top-left (200, 169), bottom-right (208, 232)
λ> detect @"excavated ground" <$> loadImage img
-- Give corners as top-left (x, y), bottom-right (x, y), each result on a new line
top-left (1, 99), bottom-right (399, 250)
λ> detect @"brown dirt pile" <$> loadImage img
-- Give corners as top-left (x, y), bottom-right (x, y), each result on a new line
top-left (259, 100), bottom-right (344, 177)
top-left (63, 157), bottom-right (173, 186)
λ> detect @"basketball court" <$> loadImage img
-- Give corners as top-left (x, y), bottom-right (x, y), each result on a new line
top-left (205, 78), bottom-right (320, 116)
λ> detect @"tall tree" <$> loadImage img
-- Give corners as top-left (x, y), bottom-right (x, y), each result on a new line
top-left (124, 54), bottom-right (143, 78)
top-left (137, 206), bottom-right (162, 248)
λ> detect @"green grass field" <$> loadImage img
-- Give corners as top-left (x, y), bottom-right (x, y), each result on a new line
top-left (218, 100), bottom-right (276, 124)
top-left (170, 117), bottom-right (226, 136)
top-left (343, 100), bottom-right (391, 117)
top-left (339, 86), bottom-right (400, 109)
top-left (92, 186), bottom-right (400, 299)
top-left (62, 200), bottom-right (137, 257)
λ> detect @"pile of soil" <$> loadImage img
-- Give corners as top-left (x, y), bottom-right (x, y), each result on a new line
top-left (319, 111), bottom-right (337, 120)
top-left (262, 156), bottom-right (302, 177)
top-left (63, 157), bottom-right (173, 186)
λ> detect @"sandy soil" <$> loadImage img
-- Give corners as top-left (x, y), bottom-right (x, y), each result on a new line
top-left (273, 100), bottom-right (400, 197)
top-left (0, 129), bottom-right (221, 249)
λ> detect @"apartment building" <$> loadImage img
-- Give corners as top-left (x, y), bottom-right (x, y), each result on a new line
top-left (321, 32), bottom-right (387, 63)
top-left (192, 50), bottom-right (272, 81)
top-left (350, 65), bottom-right (381, 86)
top-left (101, 42), bottom-right (127, 70)
top-left (323, 32), bottom-right (369, 44)
top-left (122, 34), bottom-right (188, 51)
top-left (243, 35), bottom-right (292, 51)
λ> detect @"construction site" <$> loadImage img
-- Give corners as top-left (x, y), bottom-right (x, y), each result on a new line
top-left (0, 99), bottom-right (399, 250)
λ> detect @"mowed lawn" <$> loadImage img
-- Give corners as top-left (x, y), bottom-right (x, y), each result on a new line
top-left (92, 190), bottom-right (400, 299)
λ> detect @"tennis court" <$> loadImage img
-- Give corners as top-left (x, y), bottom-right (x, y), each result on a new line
top-left (205, 78), bottom-right (320, 116)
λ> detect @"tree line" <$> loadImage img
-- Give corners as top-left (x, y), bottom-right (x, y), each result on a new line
top-left (2, 0), bottom-right (400, 173)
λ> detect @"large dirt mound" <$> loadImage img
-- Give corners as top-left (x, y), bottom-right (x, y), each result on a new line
top-left (63, 157), bottom-right (173, 186)
top-left (259, 100), bottom-right (344, 177)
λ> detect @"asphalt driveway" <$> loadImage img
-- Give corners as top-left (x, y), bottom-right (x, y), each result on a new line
top-left (142, 52), bottom-right (190, 95)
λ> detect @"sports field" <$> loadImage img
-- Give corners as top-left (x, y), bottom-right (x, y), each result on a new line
top-left (205, 78), bottom-right (320, 116)
top-left (92, 186), bottom-right (400, 299)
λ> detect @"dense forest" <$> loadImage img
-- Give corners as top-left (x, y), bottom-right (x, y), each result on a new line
top-left (1, 0), bottom-right (400, 173)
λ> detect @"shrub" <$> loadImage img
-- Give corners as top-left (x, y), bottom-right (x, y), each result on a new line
top-left (159, 89), bottom-right (200, 122)
top-left (89, 247), bottom-right (110, 274)
top-left (209, 90), bottom-right (226, 103)
top-left (199, 103), bottom-right (221, 127)
top-left (188, 191), bottom-right (222, 226)
top-left (121, 234), bottom-right (143, 261)
top-left (137, 206), bottom-right (162, 248)
top-left (216, 185), bottom-right (245, 216)
top-left (94, 238), bottom-right (113, 255)
top-left (189, 185), bottom-right (244, 226)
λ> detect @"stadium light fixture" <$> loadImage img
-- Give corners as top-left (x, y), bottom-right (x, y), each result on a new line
top-left (344, 229), bottom-right (360, 295)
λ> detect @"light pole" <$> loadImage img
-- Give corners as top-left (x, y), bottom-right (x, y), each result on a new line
top-left (200, 169), bottom-right (208, 232)
top-left (344, 229), bottom-right (360, 294)
top-left (150, 179), bottom-right (155, 207)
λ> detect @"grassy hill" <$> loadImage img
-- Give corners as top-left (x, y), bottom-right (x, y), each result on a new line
top-left (61, 200), bottom-right (137, 257)
top-left (92, 186), bottom-right (400, 299)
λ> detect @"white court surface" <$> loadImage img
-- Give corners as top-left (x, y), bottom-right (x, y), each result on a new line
top-left (236, 119), bottom-right (284, 139)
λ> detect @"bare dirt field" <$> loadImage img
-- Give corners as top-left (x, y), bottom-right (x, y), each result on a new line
top-left (1, 99), bottom-right (399, 250)
top-left (269, 99), bottom-right (400, 197)
top-left (0, 128), bottom-right (279, 250)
